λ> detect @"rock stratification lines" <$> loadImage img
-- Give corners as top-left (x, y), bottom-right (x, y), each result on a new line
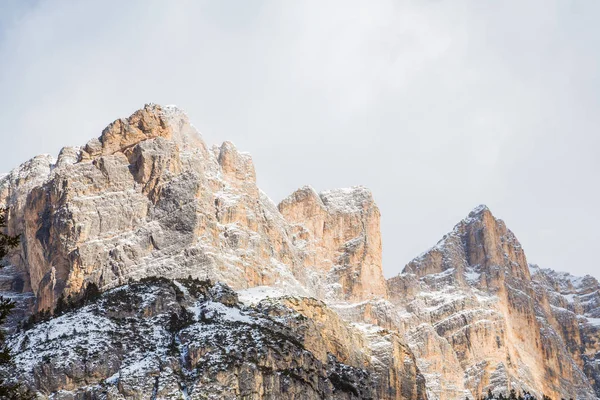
top-left (1, 105), bottom-right (599, 399)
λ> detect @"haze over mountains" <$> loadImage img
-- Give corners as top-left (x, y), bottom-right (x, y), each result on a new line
top-left (1, 105), bottom-right (599, 399)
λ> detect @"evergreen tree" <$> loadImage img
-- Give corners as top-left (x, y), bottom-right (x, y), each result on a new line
top-left (0, 209), bottom-right (18, 261)
top-left (82, 282), bottom-right (101, 305)
top-left (0, 296), bottom-right (16, 397)
top-left (54, 294), bottom-right (68, 316)
top-left (0, 208), bottom-right (31, 398)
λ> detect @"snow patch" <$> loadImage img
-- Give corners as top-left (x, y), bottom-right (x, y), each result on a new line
top-left (319, 186), bottom-right (373, 214)
top-left (237, 286), bottom-right (285, 306)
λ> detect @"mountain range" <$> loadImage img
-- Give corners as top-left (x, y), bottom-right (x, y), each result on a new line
top-left (1, 104), bottom-right (598, 399)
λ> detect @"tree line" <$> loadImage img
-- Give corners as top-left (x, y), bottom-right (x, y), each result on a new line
top-left (479, 388), bottom-right (571, 400)
top-left (0, 208), bottom-right (32, 399)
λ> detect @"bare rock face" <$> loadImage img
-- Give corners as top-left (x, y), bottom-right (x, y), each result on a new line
top-left (529, 266), bottom-right (600, 396)
top-left (0, 105), bottom-right (389, 314)
top-left (278, 186), bottom-right (387, 301)
top-left (3, 104), bottom-right (600, 400)
top-left (402, 205), bottom-right (530, 286)
top-left (387, 206), bottom-right (599, 400)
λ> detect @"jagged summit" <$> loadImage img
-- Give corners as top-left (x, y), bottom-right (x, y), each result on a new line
top-left (388, 203), bottom-right (599, 399)
top-left (82, 103), bottom-right (205, 160)
top-left (400, 203), bottom-right (524, 279)
top-left (465, 203), bottom-right (491, 220)
top-left (0, 104), bottom-right (387, 311)
top-left (278, 185), bottom-right (376, 215)
top-left (278, 185), bottom-right (325, 212)
top-left (460, 204), bottom-right (509, 231)
top-left (0, 104), bottom-right (412, 398)
top-left (320, 186), bottom-right (375, 214)
top-left (1, 104), bottom-right (204, 185)
top-left (278, 184), bottom-right (386, 301)
top-left (2, 104), bottom-right (600, 400)
top-left (531, 264), bottom-right (600, 294)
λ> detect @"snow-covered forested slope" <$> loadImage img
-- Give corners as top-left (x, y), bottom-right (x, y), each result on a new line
top-left (9, 277), bottom-right (425, 399)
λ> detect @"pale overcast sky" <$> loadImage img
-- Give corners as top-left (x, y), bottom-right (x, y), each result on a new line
top-left (1, 1), bottom-right (599, 278)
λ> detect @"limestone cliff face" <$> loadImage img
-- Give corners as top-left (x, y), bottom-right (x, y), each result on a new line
top-left (278, 186), bottom-right (387, 301)
top-left (3, 104), bottom-right (600, 400)
top-left (2, 105), bottom-right (291, 311)
top-left (387, 206), bottom-right (599, 400)
top-left (529, 266), bottom-right (600, 396)
top-left (0, 105), bottom-right (385, 313)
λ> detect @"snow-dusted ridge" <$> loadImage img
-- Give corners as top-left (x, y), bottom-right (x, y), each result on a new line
top-left (386, 204), bottom-right (600, 400)
top-left (6, 277), bottom-right (425, 399)
top-left (2, 104), bottom-right (600, 400)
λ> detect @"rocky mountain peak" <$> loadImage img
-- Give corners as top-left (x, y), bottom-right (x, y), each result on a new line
top-left (3, 105), bottom-right (600, 400)
top-left (460, 204), bottom-right (504, 237)
top-left (278, 184), bottom-right (387, 301)
top-left (402, 204), bottom-right (530, 286)
top-left (278, 185), bottom-right (377, 217)
top-left (460, 205), bottom-right (530, 284)
top-left (216, 140), bottom-right (256, 184)
top-left (465, 203), bottom-right (491, 219)
top-left (319, 186), bottom-right (376, 215)
top-left (387, 205), bottom-right (600, 399)
top-left (80, 104), bottom-right (206, 163)
top-left (277, 185), bottom-right (326, 226)
top-left (0, 104), bottom-right (388, 314)
top-left (531, 265), bottom-right (600, 298)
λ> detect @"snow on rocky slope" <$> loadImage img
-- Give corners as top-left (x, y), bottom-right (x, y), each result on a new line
top-left (1, 104), bottom-right (599, 399)
top-left (529, 266), bottom-right (600, 396)
top-left (0, 104), bottom-right (385, 314)
top-left (383, 206), bottom-right (600, 400)
top-left (7, 277), bottom-right (425, 399)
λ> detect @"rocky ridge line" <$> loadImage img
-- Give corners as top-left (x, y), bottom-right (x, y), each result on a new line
top-left (1, 105), bottom-right (599, 399)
